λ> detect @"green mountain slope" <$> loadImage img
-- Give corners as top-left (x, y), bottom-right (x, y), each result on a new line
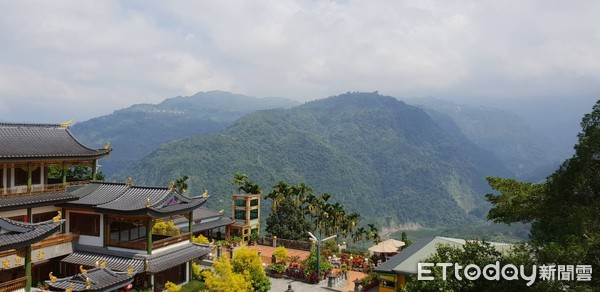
top-left (117, 92), bottom-right (512, 228)
top-left (406, 97), bottom-right (565, 180)
top-left (70, 91), bottom-right (298, 175)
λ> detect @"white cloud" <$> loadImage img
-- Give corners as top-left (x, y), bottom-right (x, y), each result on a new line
top-left (0, 0), bottom-right (599, 122)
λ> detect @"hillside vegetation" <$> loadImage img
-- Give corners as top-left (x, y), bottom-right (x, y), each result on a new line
top-left (71, 90), bottom-right (298, 175)
top-left (117, 92), bottom-right (512, 228)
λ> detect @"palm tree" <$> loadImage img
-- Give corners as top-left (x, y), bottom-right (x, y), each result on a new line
top-left (174, 176), bottom-right (189, 194)
top-left (266, 181), bottom-right (292, 211)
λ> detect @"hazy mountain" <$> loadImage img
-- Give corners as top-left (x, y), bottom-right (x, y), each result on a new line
top-left (405, 97), bottom-right (565, 180)
top-left (71, 91), bottom-right (298, 175)
top-left (117, 92), bottom-right (512, 228)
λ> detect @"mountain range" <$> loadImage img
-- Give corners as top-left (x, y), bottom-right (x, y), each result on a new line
top-left (71, 91), bottom-right (298, 175)
top-left (115, 92), bottom-right (514, 228)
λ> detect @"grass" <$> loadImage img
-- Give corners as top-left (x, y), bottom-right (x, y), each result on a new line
top-left (181, 280), bottom-right (206, 292)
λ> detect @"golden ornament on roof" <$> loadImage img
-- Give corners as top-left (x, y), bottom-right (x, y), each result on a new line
top-left (86, 277), bottom-right (91, 289)
top-left (128, 264), bottom-right (135, 275)
top-left (100, 259), bottom-right (107, 269)
top-left (146, 198), bottom-right (151, 208)
top-left (80, 265), bottom-right (87, 275)
top-left (52, 211), bottom-right (62, 222)
top-left (168, 181), bottom-right (175, 189)
top-left (104, 142), bottom-right (111, 150)
top-left (60, 120), bottom-right (73, 127)
top-left (66, 283), bottom-right (74, 292)
top-left (49, 272), bottom-right (57, 283)
top-left (202, 189), bottom-right (208, 198)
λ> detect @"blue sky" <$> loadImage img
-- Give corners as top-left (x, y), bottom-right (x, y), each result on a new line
top-left (0, 0), bottom-right (599, 122)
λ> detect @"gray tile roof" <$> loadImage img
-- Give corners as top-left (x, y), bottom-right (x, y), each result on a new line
top-left (180, 217), bottom-right (234, 233)
top-left (193, 207), bottom-right (222, 220)
top-left (65, 182), bottom-right (207, 216)
top-left (0, 123), bottom-right (111, 161)
top-left (0, 191), bottom-right (78, 211)
top-left (46, 267), bottom-right (134, 292)
top-left (374, 236), bottom-right (513, 275)
top-left (63, 243), bottom-right (213, 274)
top-left (0, 217), bottom-right (64, 252)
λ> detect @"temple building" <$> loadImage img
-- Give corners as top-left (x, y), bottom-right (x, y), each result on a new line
top-left (0, 122), bottom-right (214, 292)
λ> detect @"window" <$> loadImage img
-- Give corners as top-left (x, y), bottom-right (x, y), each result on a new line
top-left (70, 212), bottom-right (100, 236)
top-left (32, 211), bottom-right (56, 223)
top-left (234, 199), bottom-right (246, 207)
top-left (250, 199), bottom-right (259, 206)
top-left (234, 210), bottom-right (246, 220)
top-left (250, 209), bottom-right (259, 220)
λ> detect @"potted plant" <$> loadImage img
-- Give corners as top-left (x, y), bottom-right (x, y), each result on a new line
top-left (249, 231), bottom-right (259, 245)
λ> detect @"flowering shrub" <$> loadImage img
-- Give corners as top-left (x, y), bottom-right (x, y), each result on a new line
top-left (286, 263), bottom-right (306, 280)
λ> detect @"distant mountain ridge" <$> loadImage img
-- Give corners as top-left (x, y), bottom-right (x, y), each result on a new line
top-left (71, 90), bottom-right (298, 175)
top-left (405, 97), bottom-right (565, 180)
top-left (117, 92), bottom-right (513, 228)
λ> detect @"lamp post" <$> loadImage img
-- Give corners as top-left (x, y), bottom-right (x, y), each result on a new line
top-left (308, 230), bottom-right (336, 280)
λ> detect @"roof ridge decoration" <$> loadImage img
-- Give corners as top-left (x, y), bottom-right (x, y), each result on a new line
top-left (60, 120), bottom-right (73, 127)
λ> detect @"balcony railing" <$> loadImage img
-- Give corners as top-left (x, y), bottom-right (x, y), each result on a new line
top-left (0, 277), bottom-right (26, 292)
top-left (107, 233), bottom-right (192, 251)
top-left (0, 181), bottom-right (90, 197)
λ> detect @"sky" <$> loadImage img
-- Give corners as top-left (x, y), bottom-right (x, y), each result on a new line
top-left (0, 0), bottom-right (599, 123)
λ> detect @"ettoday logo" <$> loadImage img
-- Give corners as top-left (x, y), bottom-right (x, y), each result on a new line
top-left (418, 262), bottom-right (592, 286)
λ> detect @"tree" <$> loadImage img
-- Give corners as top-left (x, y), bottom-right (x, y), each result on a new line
top-left (273, 246), bottom-right (289, 265)
top-left (203, 256), bottom-right (252, 292)
top-left (401, 232), bottom-right (412, 247)
top-left (266, 195), bottom-right (312, 240)
top-left (485, 100), bottom-right (600, 290)
top-left (405, 241), bottom-right (543, 291)
top-left (48, 165), bottom-right (105, 181)
top-left (232, 173), bottom-right (262, 194)
top-left (173, 175), bottom-right (188, 193)
top-left (231, 246), bottom-right (271, 292)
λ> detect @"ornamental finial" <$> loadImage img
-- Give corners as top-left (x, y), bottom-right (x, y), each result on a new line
top-left (66, 283), bottom-right (74, 292)
top-left (126, 177), bottom-right (132, 186)
top-left (168, 181), bottom-right (175, 190)
top-left (60, 120), bottom-right (73, 127)
top-left (49, 272), bottom-right (57, 283)
top-left (100, 259), bottom-right (107, 269)
top-left (80, 265), bottom-right (87, 275)
top-left (128, 264), bottom-right (135, 275)
top-left (52, 211), bottom-right (62, 222)
top-left (146, 198), bottom-right (151, 208)
top-left (104, 142), bottom-right (111, 150)
top-left (202, 189), bottom-right (208, 198)
top-left (86, 277), bottom-right (91, 289)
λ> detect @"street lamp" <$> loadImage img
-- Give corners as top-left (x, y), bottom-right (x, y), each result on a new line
top-left (308, 231), bottom-right (337, 280)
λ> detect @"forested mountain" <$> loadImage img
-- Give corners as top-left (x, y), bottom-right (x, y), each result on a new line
top-left (70, 91), bottom-right (298, 175)
top-left (116, 92), bottom-right (513, 228)
top-left (406, 97), bottom-right (566, 180)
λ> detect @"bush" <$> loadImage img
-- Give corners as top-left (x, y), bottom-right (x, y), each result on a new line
top-left (273, 246), bottom-right (289, 264)
top-left (267, 263), bottom-right (286, 274)
top-left (191, 262), bottom-right (203, 281)
top-left (164, 281), bottom-right (181, 292)
top-left (192, 234), bottom-right (209, 244)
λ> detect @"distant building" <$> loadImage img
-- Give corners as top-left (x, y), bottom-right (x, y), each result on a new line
top-left (227, 193), bottom-right (261, 243)
top-left (373, 236), bottom-right (512, 292)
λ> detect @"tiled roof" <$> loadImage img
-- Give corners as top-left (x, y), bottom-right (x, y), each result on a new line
top-left (62, 250), bottom-right (145, 273)
top-left (180, 217), bottom-right (234, 233)
top-left (193, 207), bottom-right (222, 220)
top-left (63, 243), bottom-right (213, 274)
top-left (65, 182), bottom-right (207, 216)
top-left (0, 123), bottom-right (111, 161)
top-left (0, 191), bottom-right (78, 211)
top-left (46, 267), bottom-right (134, 292)
top-left (374, 236), bottom-right (513, 275)
top-left (147, 243), bottom-right (212, 273)
top-left (0, 217), bottom-right (64, 252)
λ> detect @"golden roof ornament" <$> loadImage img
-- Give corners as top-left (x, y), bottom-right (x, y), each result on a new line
top-left (146, 198), bottom-right (151, 208)
top-left (2, 259), bottom-right (10, 269)
top-left (49, 271), bottom-right (57, 283)
top-left (218, 209), bottom-right (224, 214)
top-left (15, 255), bottom-right (23, 265)
top-left (128, 264), bottom-right (135, 275)
top-left (100, 260), bottom-right (107, 269)
top-left (37, 250), bottom-right (44, 261)
top-left (80, 265), bottom-right (87, 275)
top-left (145, 260), bottom-right (149, 272)
top-left (86, 277), bottom-right (91, 289)
top-left (60, 120), bottom-right (73, 127)
top-left (104, 142), bottom-right (111, 150)
top-left (53, 211), bottom-right (62, 222)
top-left (168, 181), bottom-right (175, 190)
top-left (202, 189), bottom-right (208, 198)
top-left (66, 283), bottom-right (74, 292)
top-left (95, 260), bottom-right (99, 267)
top-left (126, 177), bottom-right (132, 186)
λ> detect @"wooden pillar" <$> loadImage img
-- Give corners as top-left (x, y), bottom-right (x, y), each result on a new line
top-left (40, 163), bottom-right (45, 189)
top-left (103, 215), bottom-right (109, 247)
top-left (92, 159), bottom-right (97, 181)
top-left (27, 163), bottom-right (32, 192)
top-left (188, 211), bottom-right (193, 242)
top-left (62, 162), bottom-right (67, 186)
top-left (62, 208), bottom-right (67, 233)
top-left (189, 261), bottom-right (193, 282)
top-left (25, 246), bottom-right (32, 292)
top-left (2, 164), bottom-right (6, 194)
top-left (26, 208), bottom-right (32, 223)
top-left (147, 218), bottom-right (153, 255)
